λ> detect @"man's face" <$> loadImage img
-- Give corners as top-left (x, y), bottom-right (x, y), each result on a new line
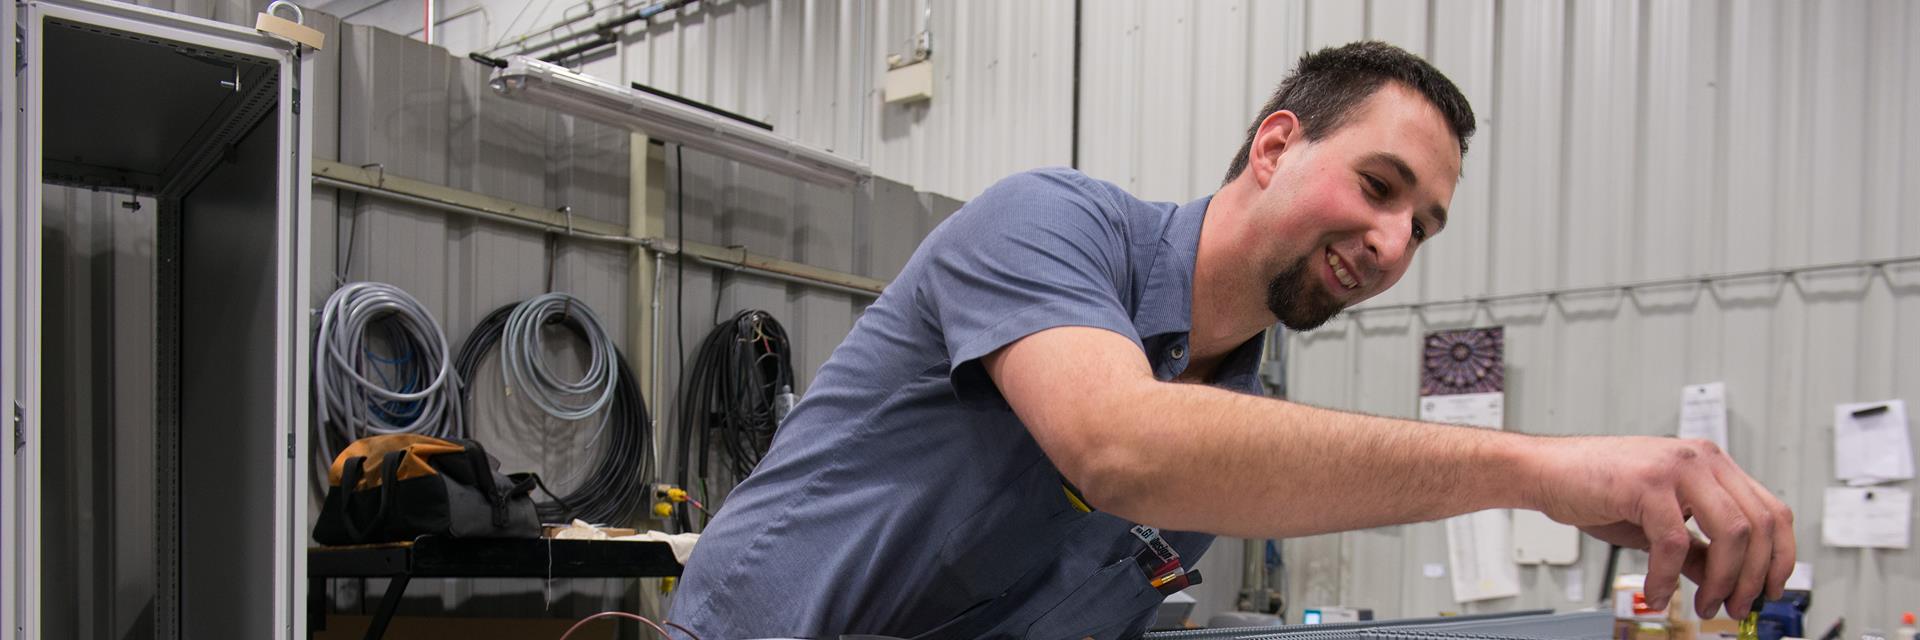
top-left (1249, 83), bottom-right (1462, 330)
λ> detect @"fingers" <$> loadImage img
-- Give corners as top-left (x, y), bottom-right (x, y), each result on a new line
top-left (1711, 468), bottom-right (1774, 618)
top-left (1681, 534), bottom-right (1711, 585)
top-left (1638, 492), bottom-right (1692, 612)
top-left (1753, 477), bottom-right (1797, 600)
top-left (1679, 459), bottom-right (1752, 619)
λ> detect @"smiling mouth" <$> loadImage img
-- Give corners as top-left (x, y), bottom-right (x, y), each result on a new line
top-left (1326, 249), bottom-right (1361, 291)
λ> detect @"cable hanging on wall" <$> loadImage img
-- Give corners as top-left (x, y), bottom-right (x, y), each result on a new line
top-left (455, 293), bottom-right (653, 525)
top-left (313, 281), bottom-right (466, 471)
top-left (676, 309), bottom-right (795, 530)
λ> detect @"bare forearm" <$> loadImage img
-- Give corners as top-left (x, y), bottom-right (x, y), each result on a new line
top-left (994, 327), bottom-right (1794, 618)
top-left (1078, 381), bottom-right (1537, 538)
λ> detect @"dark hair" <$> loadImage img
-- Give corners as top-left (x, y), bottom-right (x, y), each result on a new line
top-left (1222, 41), bottom-right (1476, 185)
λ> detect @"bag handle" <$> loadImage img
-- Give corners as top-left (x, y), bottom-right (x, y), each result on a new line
top-left (460, 440), bottom-right (511, 527)
top-left (338, 451), bottom-right (403, 544)
top-left (509, 472), bottom-right (574, 522)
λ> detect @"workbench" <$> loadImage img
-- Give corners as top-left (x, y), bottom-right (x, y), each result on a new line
top-left (308, 536), bottom-right (683, 640)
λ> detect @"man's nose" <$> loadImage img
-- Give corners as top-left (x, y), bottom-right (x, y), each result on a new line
top-left (1363, 210), bottom-right (1414, 272)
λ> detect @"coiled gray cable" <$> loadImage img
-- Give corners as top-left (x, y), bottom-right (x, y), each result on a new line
top-left (498, 293), bottom-right (620, 491)
top-left (500, 292), bottom-right (619, 434)
top-left (313, 281), bottom-right (464, 467)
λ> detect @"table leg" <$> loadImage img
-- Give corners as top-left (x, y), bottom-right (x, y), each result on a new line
top-left (309, 577), bottom-right (326, 637)
top-left (363, 573), bottom-right (412, 640)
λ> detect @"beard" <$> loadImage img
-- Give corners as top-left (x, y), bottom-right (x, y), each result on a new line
top-left (1265, 253), bottom-right (1346, 331)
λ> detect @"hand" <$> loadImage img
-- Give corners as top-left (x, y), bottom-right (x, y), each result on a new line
top-left (1524, 436), bottom-right (1795, 619)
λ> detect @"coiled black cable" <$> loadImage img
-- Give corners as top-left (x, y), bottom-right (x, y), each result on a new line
top-left (676, 309), bottom-right (794, 524)
top-left (455, 297), bottom-right (652, 525)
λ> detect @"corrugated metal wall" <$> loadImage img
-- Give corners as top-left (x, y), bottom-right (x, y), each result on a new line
top-left (318, 0), bottom-right (1077, 201)
top-left (294, 12), bottom-right (966, 619)
top-left (1079, 0), bottom-right (1920, 631)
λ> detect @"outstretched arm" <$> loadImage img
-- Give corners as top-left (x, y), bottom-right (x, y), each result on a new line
top-left (984, 325), bottom-right (1794, 619)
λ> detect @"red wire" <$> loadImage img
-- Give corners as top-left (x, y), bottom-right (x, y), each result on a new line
top-left (558, 611), bottom-right (679, 640)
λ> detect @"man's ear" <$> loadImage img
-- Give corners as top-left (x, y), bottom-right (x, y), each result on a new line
top-left (1249, 110), bottom-right (1302, 189)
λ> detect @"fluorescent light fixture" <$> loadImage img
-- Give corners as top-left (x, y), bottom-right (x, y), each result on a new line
top-left (490, 56), bottom-right (870, 187)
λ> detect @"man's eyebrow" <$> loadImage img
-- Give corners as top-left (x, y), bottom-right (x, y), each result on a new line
top-left (1429, 205), bottom-right (1448, 232)
top-left (1364, 152), bottom-right (1418, 188)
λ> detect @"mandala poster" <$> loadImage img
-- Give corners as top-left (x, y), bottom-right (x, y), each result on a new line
top-left (1418, 326), bottom-right (1519, 601)
top-left (1418, 327), bottom-right (1505, 429)
top-left (1421, 326), bottom-right (1504, 396)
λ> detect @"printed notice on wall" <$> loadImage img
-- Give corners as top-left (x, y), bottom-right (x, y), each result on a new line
top-left (1821, 486), bottom-right (1911, 549)
top-left (1678, 382), bottom-right (1729, 451)
top-left (1834, 400), bottom-right (1912, 486)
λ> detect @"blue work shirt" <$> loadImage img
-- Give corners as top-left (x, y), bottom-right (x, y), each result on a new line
top-left (670, 168), bottom-right (1269, 639)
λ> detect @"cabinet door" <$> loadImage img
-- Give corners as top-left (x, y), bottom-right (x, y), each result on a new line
top-left (7, 2), bottom-right (311, 638)
top-left (3, 0), bottom-right (47, 635)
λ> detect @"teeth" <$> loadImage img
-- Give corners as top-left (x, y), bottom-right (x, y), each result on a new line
top-left (1327, 251), bottom-right (1358, 289)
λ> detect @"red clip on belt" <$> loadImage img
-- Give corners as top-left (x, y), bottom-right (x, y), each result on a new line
top-left (1130, 525), bottom-right (1202, 596)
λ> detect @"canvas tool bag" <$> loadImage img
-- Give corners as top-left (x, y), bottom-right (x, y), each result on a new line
top-left (314, 434), bottom-right (540, 545)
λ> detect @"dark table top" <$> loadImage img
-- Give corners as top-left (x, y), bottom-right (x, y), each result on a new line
top-left (308, 536), bottom-right (682, 579)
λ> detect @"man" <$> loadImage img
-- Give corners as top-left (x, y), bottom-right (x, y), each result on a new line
top-left (670, 41), bottom-right (1793, 639)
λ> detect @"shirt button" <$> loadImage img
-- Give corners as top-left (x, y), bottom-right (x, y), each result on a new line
top-left (1169, 345), bottom-right (1185, 359)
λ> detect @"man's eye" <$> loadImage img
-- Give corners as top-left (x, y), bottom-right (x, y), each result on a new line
top-left (1413, 221), bottom-right (1428, 242)
top-left (1363, 174), bottom-right (1389, 199)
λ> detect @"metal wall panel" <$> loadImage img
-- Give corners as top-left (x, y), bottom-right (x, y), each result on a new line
top-left (301, 17), bottom-right (968, 619)
top-left (179, 111), bottom-right (285, 640)
top-left (127, 0), bottom-right (265, 26)
top-left (40, 186), bottom-right (157, 640)
top-left (315, 0), bottom-right (1074, 201)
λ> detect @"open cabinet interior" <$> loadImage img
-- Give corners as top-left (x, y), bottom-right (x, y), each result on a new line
top-left (18, 2), bottom-right (310, 638)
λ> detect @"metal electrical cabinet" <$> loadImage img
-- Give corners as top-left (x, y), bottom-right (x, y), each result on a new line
top-left (3, 1), bottom-right (313, 638)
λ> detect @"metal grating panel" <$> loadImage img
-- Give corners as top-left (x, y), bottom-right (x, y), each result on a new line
top-left (1146, 611), bottom-right (1610, 640)
top-left (1149, 609), bottom-right (1553, 640)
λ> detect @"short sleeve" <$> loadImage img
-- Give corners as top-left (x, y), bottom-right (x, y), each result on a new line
top-left (912, 169), bottom-right (1143, 405)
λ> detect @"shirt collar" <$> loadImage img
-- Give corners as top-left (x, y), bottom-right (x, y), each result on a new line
top-left (1212, 331), bottom-right (1270, 393)
top-left (1133, 194), bottom-right (1271, 395)
top-left (1131, 194), bottom-right (1212, 339)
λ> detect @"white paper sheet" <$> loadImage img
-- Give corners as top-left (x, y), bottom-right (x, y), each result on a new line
top-left (1821, 486), bottom-right (1911, 549)
top-left (1679, 382), bottom-right (1729, 451)
top-left (1446, 510), bottom-right (1522, 602)
top-left (1420, 391), bottom-right (1504, 428)
top-left (1423, 390), bottom-right (1519, 601)
top-left (1833, 400), bottom-right (1913, 486)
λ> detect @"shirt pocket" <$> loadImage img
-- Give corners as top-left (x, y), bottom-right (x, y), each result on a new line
top-left (930, 455), bottom-right (1084, 598)
top-left (1022, 553), bottom-right (1165, 639)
